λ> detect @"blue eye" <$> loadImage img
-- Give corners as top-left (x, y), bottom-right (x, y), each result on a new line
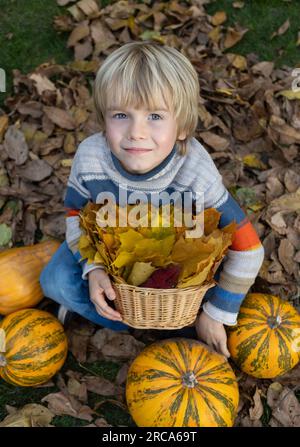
top-left (151, 114), bottom-right (162, 120)
top-left (112, 113), bottom-right (162, 120)
top-left (113, 113), bottom-right (126, 119)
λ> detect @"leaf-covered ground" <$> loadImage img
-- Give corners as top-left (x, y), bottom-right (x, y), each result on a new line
top-left (0, 0), bottom-right (300, 427)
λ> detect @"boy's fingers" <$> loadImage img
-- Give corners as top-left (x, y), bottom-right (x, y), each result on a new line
top-left (218, 341), bottom-right (231, 358)
top-left (97, 280), bottom-right (116, 301)
top-left (94, 301), bottom-right (122, 320)
top-left (105, 288), bottom-right (116, 301)
top-left (92, 292), bottom-right (122, 320)
top-left (94, 303), bottom-right (122, 321)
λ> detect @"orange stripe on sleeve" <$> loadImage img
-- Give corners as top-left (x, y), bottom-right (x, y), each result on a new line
top-left (231, 221), bottom-right (262, 251)
top-left (65, 209), bottom-right (80, 217)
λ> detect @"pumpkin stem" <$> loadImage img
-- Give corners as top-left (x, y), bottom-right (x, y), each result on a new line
top-left (0, 354), bottom-right (7, 367)
top-left (267, 315), bottom-right (282, 329)
top-left (182, 371), bottom-right (198, 388)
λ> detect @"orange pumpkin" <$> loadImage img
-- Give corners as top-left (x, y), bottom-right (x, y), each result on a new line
top-left (126, 338), bottom-right (239, 427)
top-left (0, 239), bottom-right (60, 315)
top-left (227, 293), bottom-right (300, 378)
top-left (0, 309), bottom-right (68, 386)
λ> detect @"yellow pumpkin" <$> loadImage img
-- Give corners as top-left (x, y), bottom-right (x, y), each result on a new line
top-left (126, 338), bottom-right (239, 427)
top-left (0, 309), bottom-right (68, 386)
top-left (227, 293), bottom-right (300, 379)
top-left (0, 239), bottom-right (60, 315)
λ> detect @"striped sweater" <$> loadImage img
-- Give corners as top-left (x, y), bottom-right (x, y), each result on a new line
top-left (64, 132), bottom-right (264, 326)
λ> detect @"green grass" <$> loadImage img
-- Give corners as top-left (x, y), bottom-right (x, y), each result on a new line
top-left (205, 0), bottom-right (300, 68)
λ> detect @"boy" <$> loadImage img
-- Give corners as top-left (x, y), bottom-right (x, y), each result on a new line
top-left (40, 41), bottom-right (264, 358)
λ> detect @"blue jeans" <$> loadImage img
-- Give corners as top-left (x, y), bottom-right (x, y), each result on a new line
top-left (40, 241), bottom-right (215, 336)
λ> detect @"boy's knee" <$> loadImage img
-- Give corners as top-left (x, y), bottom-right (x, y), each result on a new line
top-left (40, 260), bottom-right (75, 300)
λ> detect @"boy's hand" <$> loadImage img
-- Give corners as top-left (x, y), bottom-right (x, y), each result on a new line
top-left (88, 269), bottom-right (123, 322)
top-left (195, 311), bottom-right (230, 358)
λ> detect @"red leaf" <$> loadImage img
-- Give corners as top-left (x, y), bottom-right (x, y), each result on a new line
top-left (140, 264), bottom-right (181, 289)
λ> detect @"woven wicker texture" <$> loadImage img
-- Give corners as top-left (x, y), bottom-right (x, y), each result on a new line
top-left (112, 280), bottom-right (215, 329)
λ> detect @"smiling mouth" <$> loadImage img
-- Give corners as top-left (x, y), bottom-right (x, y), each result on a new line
top-left (124, 147), bottom-right (152, 150)
top-left (124, 148), bottom-right (153, 153)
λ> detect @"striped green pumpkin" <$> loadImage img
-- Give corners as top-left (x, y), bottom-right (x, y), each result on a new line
top-left (0, 309), bottom-right (68, 386)
top-left (126, 338), bottom-right (239, 427)
top-left (227, 293), bottom-right (300, 379)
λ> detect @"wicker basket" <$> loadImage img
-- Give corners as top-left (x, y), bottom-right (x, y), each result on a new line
top-left (111, 278), bottom-right (215, 329)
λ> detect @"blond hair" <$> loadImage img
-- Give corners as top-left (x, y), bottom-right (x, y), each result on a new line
top-left (93, 41), bottom-right (200, 156)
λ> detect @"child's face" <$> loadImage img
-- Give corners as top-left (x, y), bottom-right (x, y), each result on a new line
top-left (104, 103), bottom-right (186, 174)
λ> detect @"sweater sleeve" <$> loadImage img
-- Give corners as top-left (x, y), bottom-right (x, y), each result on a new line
top-left (199, 165), bottom-right (264, 326)
top-left (64, 149), bottom-right (105, 281)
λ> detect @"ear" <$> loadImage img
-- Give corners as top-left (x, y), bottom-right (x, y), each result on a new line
top-left (177, 130), bottom-right (187, 141)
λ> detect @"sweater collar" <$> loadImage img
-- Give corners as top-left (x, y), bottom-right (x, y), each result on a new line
top-left (110, 144), bottom-right (177, 181)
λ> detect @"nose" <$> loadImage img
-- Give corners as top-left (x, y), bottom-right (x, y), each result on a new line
top-left (127, 117), bottom-right (148, 140)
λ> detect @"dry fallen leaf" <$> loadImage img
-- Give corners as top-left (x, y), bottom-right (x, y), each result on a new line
top-left (16, 159), bottom-right (53, 182)
top-left (270, 19), bottom-right (290, 39)
top-left (223, 26), bottom-right (248, 49)
top-left (3, 125), bottom-right (29, 165)
top-left (0, 115), bottom-right (9, 142)
top-left (232, 1), bottom-right (245, 8)
top-left (67, 21), bottom-right (90, 47)
top-left (251, 61), bottom-right (274, 77)
top-left (43, 106), bottom-right (77, 130)
top-left (115, 362), bottom-right (130, 386)
top-left (29, 73), bottom-right (57, 95)
top-left (271, 387), bottom-right (300, 427)
top-left (83, 375), bottom-right (123, 397)
top-left (94, 417), bottom-right (113, 427)
top-left (200, 131), bottom-right (230, 151)
top-left (66, 320), bottom-right (95, 363)
top-left (67, 377), bottom-right (88, 403)
top-left (249, 387), bottom-right (264, 421)
top-left (211, 11), bottom-right (227, 26)
top-left (267, 382), bottom-right (284, 409)
top-left (41, 391), bottom-right (94, 421)
top-left (0, 404), bottom-right (54, 427)
top-left (89, 328), bottom-right (145, 361)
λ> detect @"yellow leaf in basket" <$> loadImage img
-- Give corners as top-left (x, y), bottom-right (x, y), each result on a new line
top-left (138, 225), bottom-right (175, 240)
top-left (177, 258), bottom-right (215, 288)
top-left (216, 222), bottom-right (237, 255)
top-left (179, 252), bottom-right (214, 280)
top-left (171, 235), bottom-right (215, 264)
top-left (93, 251), bottom-right (106, 266)
top-left (122, 264), bottom-right (134, 282)
top-left (126, 262), bottom-right (156, 286)
top-left (134, 234), bottom-right (175, 260)
top-left (102, 232), bottom-right (115, 252)
top-left (203, 208), bottom-right (221, 235)
top-left (204, 234), bottom-right (223, 258)
top-left (78, 234), bottom-right (91, 250)
top-left (78, 236), bottom-right (96, 263)
top-left (119, 229), bottom-right (144, 251)
top-left (112, 251), bottom-right (136, 269)
top-left (95, 241), bottom-right (111, 263)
